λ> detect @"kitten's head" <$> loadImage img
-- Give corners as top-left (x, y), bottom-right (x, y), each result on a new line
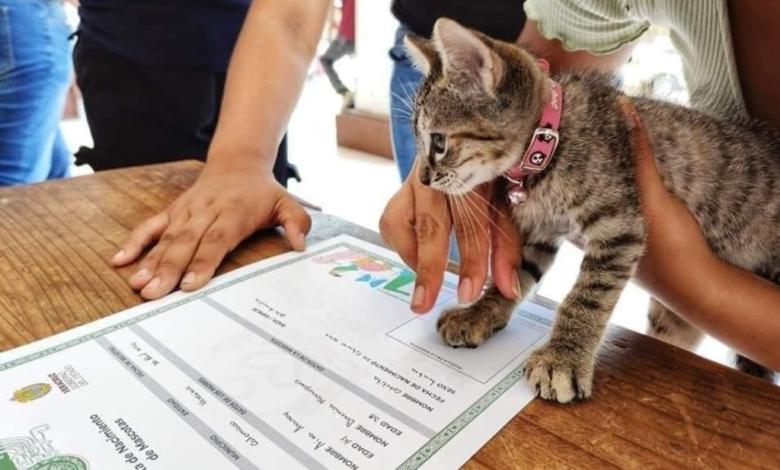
top-left (405, 19), bottom-right (549, 194)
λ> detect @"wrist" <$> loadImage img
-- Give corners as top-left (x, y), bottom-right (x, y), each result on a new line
top-left (204, 149), bottom-right (277, 178)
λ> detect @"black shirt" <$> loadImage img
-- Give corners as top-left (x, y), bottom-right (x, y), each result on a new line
top-left (391, 0), bottom-right (527, 42)
top-left (78, 0), bottom-right (250, 71)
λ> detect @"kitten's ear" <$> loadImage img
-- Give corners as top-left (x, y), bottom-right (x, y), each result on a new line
top-left (404, 33), bottom-right (436, 75)
top-left (432, 18), bottom-right (504, 94)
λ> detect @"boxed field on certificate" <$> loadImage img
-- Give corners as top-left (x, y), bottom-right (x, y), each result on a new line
top-left (387, 303), bottom-right (552, 384)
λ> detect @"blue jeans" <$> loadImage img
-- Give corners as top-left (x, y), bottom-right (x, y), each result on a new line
top-left (0, 0), bottom-right (72, 186)
top-left (389, 25), bottom-right (422, 183)
top-left (389, 25), bottom-right (460, 263)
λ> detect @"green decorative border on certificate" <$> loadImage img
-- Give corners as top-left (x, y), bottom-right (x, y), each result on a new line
top-left (0, 240), bottom-right (544, 470)
top-left (395, 360), bottom-right (535, 470)
top-left (0, 242), bottom-right (455, 372)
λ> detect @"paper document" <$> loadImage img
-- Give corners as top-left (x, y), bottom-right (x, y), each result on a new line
top-left (0, 235), bottom-right (555, 470)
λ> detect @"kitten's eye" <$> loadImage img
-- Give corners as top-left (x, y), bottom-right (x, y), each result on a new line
top-left (431, 133), bottom-right (447, 155)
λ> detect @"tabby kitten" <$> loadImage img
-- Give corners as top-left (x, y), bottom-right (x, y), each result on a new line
top-left (405, 19), bottom-right (779, 403)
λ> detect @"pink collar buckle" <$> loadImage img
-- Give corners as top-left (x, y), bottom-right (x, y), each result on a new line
top-left (504, 59), bottom-right (563, 206)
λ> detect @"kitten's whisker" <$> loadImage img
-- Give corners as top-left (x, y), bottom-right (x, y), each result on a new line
top-left (400, 82), bottom-right (417, 105)
top-left (391, 115), bottom-right (413, 124)
top-left (448, 195), bottom-right (471, 267)
top-left (390, 106), bottom-right (413, 115)
top-left (448, 177), bottom-right (482, 258)
top-left (391, 90), bottom-right (414, 108)
top-left (458, 193), bottom-right (490, 250)
top-left (464, 191), bottom-right (513, 243)
top-left (461, 182), bottom-right (512, 221)
top-left (456, 193), bottom-right (479, 261)
top-left (455, 181), bottom-right (514, 243)
top-left (450, 185), bottom-right (478, 266)
top-left (390, 91), bottom-right (415, 113)
top-left (390, 108), bottom-right (413, 119)
top-left (456, 197), bottom-right (480, 265)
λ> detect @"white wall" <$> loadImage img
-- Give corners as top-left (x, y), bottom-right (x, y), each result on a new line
top-left (354, 0), bottom-right (398, 116)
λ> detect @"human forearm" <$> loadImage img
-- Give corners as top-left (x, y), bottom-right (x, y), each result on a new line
top-left (651, 252), bottom-right (780, 371)
top-left (112, 0), bottom-right (328, 299)
top-left (621, 97), bottom-right (780, 372)
top-left (517, 20), bottom-right (634, 74)
top-left (207, 0), bottom-right (331, 172)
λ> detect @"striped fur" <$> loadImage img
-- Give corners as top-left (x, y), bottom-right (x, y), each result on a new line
top-left (412, 20), bottom-right (778, 403)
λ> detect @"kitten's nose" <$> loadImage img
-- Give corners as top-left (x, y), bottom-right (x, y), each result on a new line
top-left (419, 166), bottom-right (432, 186)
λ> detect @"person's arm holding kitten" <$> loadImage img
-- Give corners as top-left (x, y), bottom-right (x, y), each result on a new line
top-left (381, 18), bottom-right (780, 370)
top-left (112, 0), bottom-right (332, 299)
top-left (524, 20), bottom-right (780, 371)
top-left (623, 100), bottom-right (780, 371)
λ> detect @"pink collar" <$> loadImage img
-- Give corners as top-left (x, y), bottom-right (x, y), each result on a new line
top-left (505, 59), bottom-right (563, 206)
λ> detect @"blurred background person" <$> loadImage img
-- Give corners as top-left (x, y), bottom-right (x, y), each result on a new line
top-left (73, 0), bottom-right (295, 185)
top-left (319, 0), bottom-right (356, 110)
top-left (0, 0), bottom-right (73, 186)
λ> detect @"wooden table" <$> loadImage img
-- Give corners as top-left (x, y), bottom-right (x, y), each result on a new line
top-left (1, 161), bottom-right (779, 470)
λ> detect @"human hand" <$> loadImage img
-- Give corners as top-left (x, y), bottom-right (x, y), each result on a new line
top-left (618, 97), bottom-right (714, 297)
top-left (112, 162), bottom-right (311, 300)
top-left (380, 163), bottom-right (522, 314)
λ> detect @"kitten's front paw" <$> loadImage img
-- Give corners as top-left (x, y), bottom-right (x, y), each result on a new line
top-left (522, 344), bottom-right (594, 404)
top-left (437, 304), bottom-right (508, 349)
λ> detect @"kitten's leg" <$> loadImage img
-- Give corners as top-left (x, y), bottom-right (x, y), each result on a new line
top-left (523, 227), bottom-right (645, 403)
top-left (646, 298), bottom-right (703, 351)
top-left (438, 235), bottom-right (561, 348)
top-left (437, 284), bottom-right (518, 348)
top-left (734, 354), bottom-right (777, 383)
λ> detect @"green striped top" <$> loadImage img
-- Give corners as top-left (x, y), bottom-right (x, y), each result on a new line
top-left (524, 0), bottom-right (746, 118)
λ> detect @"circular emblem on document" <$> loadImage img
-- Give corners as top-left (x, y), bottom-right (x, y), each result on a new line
top-left (11, 383), bottom-right (52, 404)
top-left (30, 455), bottom-right (90, 470)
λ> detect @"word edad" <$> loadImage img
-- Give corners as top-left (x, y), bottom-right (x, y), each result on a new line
top-left (340, 435), bottom-right (376, 460)
top-left (367, 413), bottom-right (403, 437)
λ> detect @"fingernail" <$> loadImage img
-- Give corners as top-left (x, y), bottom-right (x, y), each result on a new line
top-left (181, 272), bottom-right (197, 285)
top-left (412, 284), bottom-right (426, 310)
top-left (145, 277), bottom-right (161, 291)
top-left (458, 278), bottom-right (473, 304)
top-left (512, 271), bottom-right (521, 299)
top-left (131, 269), bottom-right (151, 282)
top-left (112, 250), bottom-right (125, 262)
